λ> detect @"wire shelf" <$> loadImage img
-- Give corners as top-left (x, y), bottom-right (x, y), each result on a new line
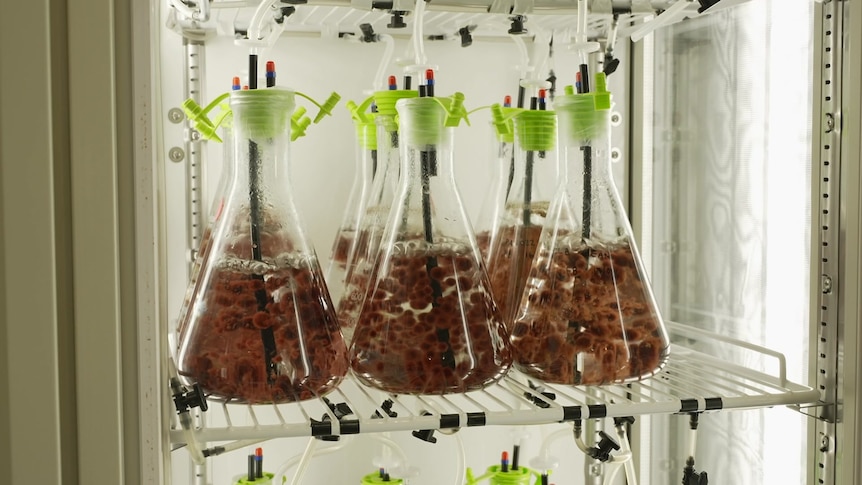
top-left (201, 3), bottom-right (638, 39)
top-left (166, 0), bottom-right (727, 43)
top-left (170, 321), bottom-right (819, 446)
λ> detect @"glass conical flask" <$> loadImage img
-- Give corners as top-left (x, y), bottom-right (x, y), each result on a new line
top-left (350, 95), bottom-right (513, 394)
top-left (337, 90), bottom-right (417, 343)
top-left (474, 119), bottom-right (514, 265)
top-left (486, 103), bottom-right (559, 325)
top-left (174, 99), bottom-right (235, 349)
top-left (325, 114), bottom-right (377, 308)
top-left (175, 89), bottom-right (348, 404)
top-left (510, 76), bottom-right (669, 385)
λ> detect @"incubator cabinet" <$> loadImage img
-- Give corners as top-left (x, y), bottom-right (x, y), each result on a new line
top-left (1, 0), bottom-right (859, 484)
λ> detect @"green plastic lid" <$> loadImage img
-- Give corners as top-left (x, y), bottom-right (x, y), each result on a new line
top-left (230, 89), bottom-right (295, 139)
top-left (397, 94), bottom-right (469, 147)
top-left (513, 110), bottom-right (556, 151)
top-left (355, 115), bottom-right (378, 150)
top-left (465, 465), bottom-right (537, 485)
top-left (345, 97), bottom-right (380, 149)
top-left (361, 471), bottom-right (404, 484)
top-left (556, 72), bottom-right (612, 141)
top-left (373, 90), bottom-right (419, 116)
top-left (234, 472), bottom-right (274, 485)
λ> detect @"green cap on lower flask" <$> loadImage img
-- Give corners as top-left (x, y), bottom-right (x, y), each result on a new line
top-left (361, 470), bottom-right (404, 484)
top-left (234, 472), bottom-right (274, 485)
top-left (465, 465), bottom-right (542, 485)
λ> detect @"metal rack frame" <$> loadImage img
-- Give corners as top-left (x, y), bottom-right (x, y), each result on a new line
top-left (171, 321), bottom-right (819, 446)
top-left (114, 0), bottom-right (862, 483)
top-left (149, 2), bottom-right (844, 484)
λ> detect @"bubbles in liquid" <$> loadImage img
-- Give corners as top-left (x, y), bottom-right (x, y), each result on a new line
top-left (510, 235), bottom-right (668, 385)
top-left (350, 239), bottom-right (512, 395)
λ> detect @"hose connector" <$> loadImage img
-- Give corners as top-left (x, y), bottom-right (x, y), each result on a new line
top-left (314, 92), bottom-right (342, 123)
top-left (443, 92), bottom-right (469, 127)
top-left (291, 108), bottom-right (312, 141)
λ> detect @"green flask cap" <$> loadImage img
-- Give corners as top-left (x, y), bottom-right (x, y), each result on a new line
top-left (373, 89), bottom-right (420, 116)
top-left (182, 88), bottom-right (341, 143)
top-left (347, 90), bottom-right (419, 134)
top-left (231, 89), bottom-right (296, 139)
top-left (465, 465), bottom-right (543, 485)
top-left (490, 106), bottom-right (555, 150)
top-left (360, 471), bottom-right (405, 484)
top-left (233, 472), bottom-right (274, 484)
top-left (558, 72), bottom-right (612, 141)
top-left (514, 110), bottom-right (556, 151)
top-left (347, 99), bottom-right (379, 150)
top-left (398, 93), bottom-right (470, 147)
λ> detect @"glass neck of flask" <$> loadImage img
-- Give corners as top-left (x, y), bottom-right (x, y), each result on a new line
top-left (365, 114), bottom-right (401, 212)
top-left (509, 112), bottom-right (558, 226)
top-left (400, 118), bottom-right (456, 191)
top-left (557, 103), bottom-right (612, 188)
top-left (556, 95), bottom-right (620, 242)
top-left (355, 120), bottom-right (378, 184)
top-left (395, 98), bottom-right (461, 238)
top-left (229, 90), bottom-right (295, 214)
top-left (375, 113), bottom-right (400, 175)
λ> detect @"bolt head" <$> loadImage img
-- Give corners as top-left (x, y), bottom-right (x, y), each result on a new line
top-left (169, 147), bottom-right (185, 162)
top-left (168, 108), bottom-right (185, 124)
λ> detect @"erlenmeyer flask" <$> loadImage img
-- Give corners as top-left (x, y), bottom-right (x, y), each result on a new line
top-left (202, 103), bottom-right (236, 254)
top-left (337, 90), bottom-right (417, 343)
top-left (486, 98), bottom-right (558, 325)
top-left (510, 75), bottom-right (669, 385)
top-left (174, 96), bottom-right (235, 347)
top-left (175, 89), bottom-right (348, 404)
top-left (474, 117), bottom-right (514, 265)
top-left (350, 94), bottom-right (513, 394)
top-left (326, 113), bottom-right (377, 308)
